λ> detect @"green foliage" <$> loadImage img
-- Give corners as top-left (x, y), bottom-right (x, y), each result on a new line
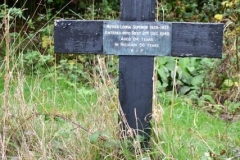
top-left (157, 0), bottom-right (199, 21)
top-left (155, 0), bottom-right (240, 115)
top-left (1, 0), bottom-right (238, 113)
top-left (0, 4), bottom-right (25, 20)
top-left (157, 57), bottom-right (213, 95)
top-left (157, 0), bottom-right (224, 22)
top-left (1, 0), bottom-right (239, 105)
top-left (22, 51), bottom-right (55, 74)
top-left (57, 59), bottom-right (89, 84)
top-left (1, 71), bottom-right (239, 159)
top-left (203, 0), bottom-right (240, 106)
top-left (154, 94), bottom-right (240, 159)
top-left (200, 0), bottom-right (223, 21)
top-left (90, 131), bottom-right (101, 143)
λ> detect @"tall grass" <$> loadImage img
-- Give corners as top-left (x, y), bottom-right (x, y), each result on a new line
top-left (0, 1), bottom-right (240, 159)
top-left (2, 1), bottom-right (10, 158)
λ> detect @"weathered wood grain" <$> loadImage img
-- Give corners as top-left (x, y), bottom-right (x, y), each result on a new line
top-left (119, 0), bottom-right (155, 143)
top-left (54, 20), bottom-right (103, 54)
top-left (172, 22), bottom-right (223, 58)
top-left (54, 21), bottom-right (223, 58)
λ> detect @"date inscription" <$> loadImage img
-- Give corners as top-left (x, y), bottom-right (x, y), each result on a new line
top-left (103, 21), bottom-right (172, 56)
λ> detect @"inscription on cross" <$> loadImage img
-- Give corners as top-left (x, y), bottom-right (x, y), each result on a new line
top-left (54, 21), bottom-right (223, 58)
top-left (103, 21), bottom-right (172, 55)
top-left (54, 0), bottom-right (223, 145)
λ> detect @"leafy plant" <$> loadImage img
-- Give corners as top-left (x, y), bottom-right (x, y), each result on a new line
top-left (23, 50), bottom-right (55, 74)
top-left (207, 0), bottom-right (240, 104)
top-left (57, 59), bottom-right (89, 84)
top-left (157, 57), bottom-right (213, 95)
top-left (0, 4), bottom-right (25, 20)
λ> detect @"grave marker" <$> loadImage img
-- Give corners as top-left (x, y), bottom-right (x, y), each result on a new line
top-left (54, 0), bottom-right (223, 146)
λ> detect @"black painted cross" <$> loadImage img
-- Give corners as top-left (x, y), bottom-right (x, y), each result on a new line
top-left (54, 0), bottom-right (223, 145)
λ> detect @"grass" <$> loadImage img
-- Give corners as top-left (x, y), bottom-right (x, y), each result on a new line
top-left (0, 71), bottom-right (119, 159)
top-left (23, 75), bottom-right (97, 116)
top-left (0, 72), bottom-right (239, 159)
top-left (152, 95), bottom-right (240, 159)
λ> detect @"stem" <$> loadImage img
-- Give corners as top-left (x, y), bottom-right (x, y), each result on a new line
top-left (2, 0), bottom-right (10, 159)
top-left (235, 34), bottom-right (240, 100)
top-left (92, 0), bottom-right (95, 20)
top-left (235, 35), bottom-right (239, 74)
top-left (170, 59), bottom-right (178, 134)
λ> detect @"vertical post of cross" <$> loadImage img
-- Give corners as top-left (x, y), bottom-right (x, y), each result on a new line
top-left (119, 0), bottom-right (155, 147)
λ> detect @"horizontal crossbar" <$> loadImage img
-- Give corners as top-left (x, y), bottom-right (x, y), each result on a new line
top-left (54, 20), bottom-right (223, 58)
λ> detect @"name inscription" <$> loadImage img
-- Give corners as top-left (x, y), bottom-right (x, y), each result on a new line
top-left (103, 21), bottom-right (172, 56)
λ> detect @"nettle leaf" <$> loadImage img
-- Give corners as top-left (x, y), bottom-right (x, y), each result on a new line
top-left (223, 79), bottom-right (234, 87)
top-left (162, 82), bottom-right (169, 88)
top-left (229, 102), bottom-right (240, 112)
top-left (90, 131), bottom-right (100, 143)
top-left (187, 66), bottom-right (195, 74)
top-left (191, 75), bottom-right (204, 86)
top-left (177, 67), bottom-right (183, 79)
top-left (165, 60), bottom-right (176, 71)
top-left (181, 71), bottom-right (193, 85)
top-left (202, 95), bottom-right (215, 104)
top-left (158, 67), bottom-right (168, 81)
top-left (157, 57), bottom-right (168, 66)
top-left (180, 86), bottom-right (191, 95)
top-left (178, 58), bottom-right (190, 69)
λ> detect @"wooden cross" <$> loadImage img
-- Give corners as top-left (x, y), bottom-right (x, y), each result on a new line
top-left (54, 0), bottom-right (223, 145)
